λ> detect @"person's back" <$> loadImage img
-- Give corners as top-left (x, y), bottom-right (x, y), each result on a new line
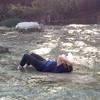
top-left (39, 60), bottom-right (57, 72)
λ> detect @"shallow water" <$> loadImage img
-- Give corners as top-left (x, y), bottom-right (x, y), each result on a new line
top-left (0, 25), bottom-right (100, 100)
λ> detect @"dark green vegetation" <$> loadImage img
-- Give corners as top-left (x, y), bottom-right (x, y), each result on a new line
top-left (0, 18), bottom-right (23, 27)
top-left (0, 0), bottom-right (100, 25)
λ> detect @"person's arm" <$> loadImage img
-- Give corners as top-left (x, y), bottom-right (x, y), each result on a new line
top-left (57, 55), bottom-right (72, 66)
top-left (57, 56), bottom-right (63, 66)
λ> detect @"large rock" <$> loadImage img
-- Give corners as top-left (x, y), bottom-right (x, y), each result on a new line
top-left (15, 22), bottom-right (43, 32)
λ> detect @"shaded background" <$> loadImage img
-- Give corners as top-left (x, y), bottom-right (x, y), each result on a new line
top-left (0, 0), bottom-right (100, 24)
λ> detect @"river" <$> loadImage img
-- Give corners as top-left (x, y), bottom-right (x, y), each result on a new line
top-left (0, 24), bottom-right (100, 100)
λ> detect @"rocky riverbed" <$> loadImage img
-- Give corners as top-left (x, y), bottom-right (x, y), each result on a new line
top-left (0, 25), bottom-right (100, 100)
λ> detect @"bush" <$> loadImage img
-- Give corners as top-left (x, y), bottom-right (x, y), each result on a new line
top-left (0, 18), bottom-right (23, 27)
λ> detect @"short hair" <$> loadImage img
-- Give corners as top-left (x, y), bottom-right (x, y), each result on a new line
top-left (63, 64), bottom-right (73, 73)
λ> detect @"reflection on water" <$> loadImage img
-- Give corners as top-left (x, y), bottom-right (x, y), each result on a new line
top-left (0, 24), bottom-right (100, 100)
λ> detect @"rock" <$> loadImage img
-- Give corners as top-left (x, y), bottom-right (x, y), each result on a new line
top-left (0, 46), bottom-right (9, 53)
top-left (15, 22), bottom-right (43, 32)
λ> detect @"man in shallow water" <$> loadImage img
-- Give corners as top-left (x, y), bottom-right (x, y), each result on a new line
top-left (17, 53), bottom-right (73, 73)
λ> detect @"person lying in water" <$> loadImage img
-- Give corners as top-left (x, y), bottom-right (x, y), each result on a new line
top-left (17, 53), bottom-right (73, 73)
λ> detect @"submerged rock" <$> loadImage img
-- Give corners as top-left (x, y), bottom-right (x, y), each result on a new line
top-left (0, 46), bottom-right (9, 53)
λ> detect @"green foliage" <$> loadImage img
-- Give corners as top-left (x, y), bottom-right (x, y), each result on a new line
top-left (0, 0), bottom-right (99, 24)
top-left (0, 18), bottom-right (23, 27)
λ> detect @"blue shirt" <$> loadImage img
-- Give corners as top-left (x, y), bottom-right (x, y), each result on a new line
top-left (40, 60), bottom-right (72, 73)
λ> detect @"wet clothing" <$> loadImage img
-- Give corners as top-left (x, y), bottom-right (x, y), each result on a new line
top-left (20, 53), bottom-right (73, 73)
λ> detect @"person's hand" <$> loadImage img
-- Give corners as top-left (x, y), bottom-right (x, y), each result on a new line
top-left (57, 55), bottom-right (66, 66)
top-left (57, 55), bottom-right (72, 66)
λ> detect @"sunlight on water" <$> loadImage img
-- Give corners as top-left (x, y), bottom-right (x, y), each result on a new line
top-left (30, 47), bottom-right (52, 55)
top-left (0, 24), bottom-right (100, 100)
